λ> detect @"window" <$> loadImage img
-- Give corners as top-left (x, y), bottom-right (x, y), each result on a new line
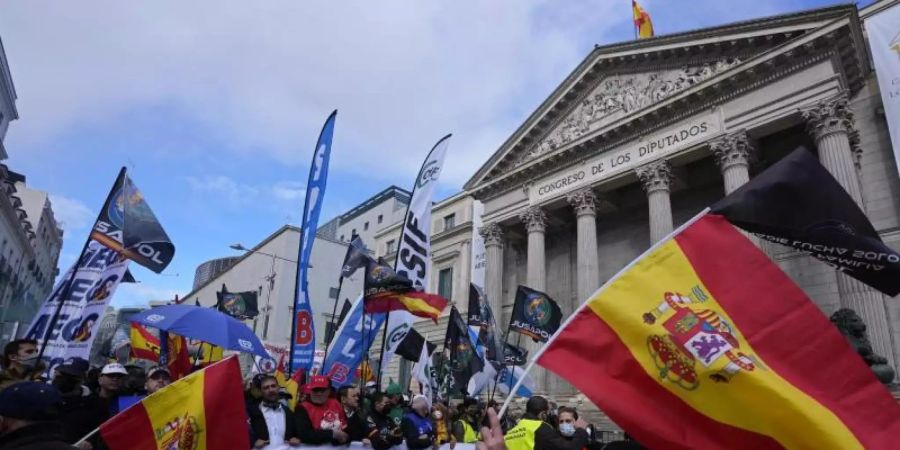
top-left (340, 235), bottom-right (345, 242)
top-left (377, 214), bottom-right (383, 224)
top-left (351, 229), bottom-right (357, 237)
top-left (364, 222), bottom-right (369, 231)
top-left (329, 287), bottom-right (340, 299)
top-left (386, 239), bottom-right (396, 254)
top-left (438, 268), bottom-right (453, 300)
top-left (443, 214), bottom-right (456, 231)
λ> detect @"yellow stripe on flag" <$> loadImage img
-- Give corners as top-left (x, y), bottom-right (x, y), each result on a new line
top-left (398, 295), bottom-right (441, 317)
top-left (588, 239), bottom-right (862, 449)
top-left (143, 367), bottom-right (209, 449)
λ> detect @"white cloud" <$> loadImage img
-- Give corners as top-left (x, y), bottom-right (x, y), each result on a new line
top-left (270, 181), bottom-right (305, 202)
top-left (113, 283), bottom-right (182, 307)
top-left (47, 194), bottom-right (93, 231)
top-left (186, 175), bottom-right (308, 208)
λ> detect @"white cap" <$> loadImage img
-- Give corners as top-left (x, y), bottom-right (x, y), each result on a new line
top-left (101, 363), bottom-right (128, 376)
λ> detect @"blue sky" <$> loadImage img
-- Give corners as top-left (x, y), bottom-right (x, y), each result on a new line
top-left (0, 0), bottom-right (859, 308)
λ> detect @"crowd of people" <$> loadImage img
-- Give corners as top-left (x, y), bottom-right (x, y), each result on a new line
top-left (0, 338), bottom-right (644, 450)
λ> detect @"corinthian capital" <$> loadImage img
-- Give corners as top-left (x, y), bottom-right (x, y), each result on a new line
top-left (802, 95), bottom-right (855, 141)
top-left (519, 206), bottom-right (547, 234)
top-left (479, 223), bottom-right (504, 247)
top-left (709, 131), bottom-right (754, 172)
top-left (566, 188), bottom-right (597, 217)
top-left (636, 160), bottom-right (673, 194)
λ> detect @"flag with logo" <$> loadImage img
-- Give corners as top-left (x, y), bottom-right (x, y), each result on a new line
top-left (711, 147), bottom-right (900, 296)
top-left (632, 0), bottom-right (654, 39)
top-left (215, 284), bottom-right (260, 320)
top-left (445, 307), bottom-right (483, 395)
top-left (537, 213), bottom-right (900, 450)
top-left (89, 168), bottom-right (175, 274)
top-left (364, 257), bottom-right (447, 322)
top-left (99, 356), bottom-right (249, 450)
top-left (341, 236), bottom-right (369, 278)
top-left (503, 343), bottom-right (528, 367)
top-left (509, 286), bottom-right (562, 343)
top-left (467, 283), bottom-right (505, 363)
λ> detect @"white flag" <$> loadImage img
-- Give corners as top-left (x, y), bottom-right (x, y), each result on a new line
top-left (867, 4), bottom-right (900, 178)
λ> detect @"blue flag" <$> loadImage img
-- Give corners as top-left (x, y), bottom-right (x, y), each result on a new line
top-left (321, 295), bottom-right (384, 386)
top-left (290, 110), bottom-right (337, 373)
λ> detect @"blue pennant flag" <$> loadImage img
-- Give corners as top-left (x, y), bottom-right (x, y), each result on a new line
top-left (321, 295), bottom-right (384, 386)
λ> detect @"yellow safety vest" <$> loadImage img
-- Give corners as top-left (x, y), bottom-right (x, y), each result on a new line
top-left (456, 419), bottom-right (481, 443)
top-left (504, 418), bottom-right (542, 450)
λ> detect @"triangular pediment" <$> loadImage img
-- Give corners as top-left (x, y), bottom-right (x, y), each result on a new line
top-left (465, 4), bottom-right (867, 196)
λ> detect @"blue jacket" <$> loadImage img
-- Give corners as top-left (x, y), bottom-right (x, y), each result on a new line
top-left (401, 411), bottom-right (434, 449)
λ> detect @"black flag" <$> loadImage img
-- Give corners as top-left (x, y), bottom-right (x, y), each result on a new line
top-left (341, 236), bottom-right (370, 278)
top-left (90, 171), bottom-right (175, 273)
top-left (503, 343), bottom-right (528, 366)
top-left (216, 284), bottom-right (260, 319)
top-left (510, 285), bottom-right (563, 343)
top-left (445, 306), bottom-right (483, 395)
top-left (395, 328), bottom-right (437, 362)
top-left (466, 283), bottom-right (505, 363)
top-left (712, 147), bottom-right (900, 296)
top-left (363, 257), bottom-right (412, 300)
top-left (335, 299), bottom-right (353, 329)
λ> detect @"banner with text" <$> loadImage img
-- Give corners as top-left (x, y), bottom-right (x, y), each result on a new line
top-left (867, 4), bottom-right (900, 179)
top-left (322, 295), bottom-right (383, 386)
top-left (25, 241), bottom-right (130, 376)
top-left (382, 135), bottom-right (452, 376)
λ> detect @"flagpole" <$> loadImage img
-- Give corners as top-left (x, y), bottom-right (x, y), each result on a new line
top-left (36, 167), bottom-right (126, 365)
top-left (321, 273), bottom-right (345, 364)
top-left (497, 208), bottom-right (711, 419)
top-left (375, 309), bottom-right (391, 391)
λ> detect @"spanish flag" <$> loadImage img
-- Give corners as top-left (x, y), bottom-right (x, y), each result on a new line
top-left (130, 324), bottom-right (161, 362)
top-left (365, 291), bottom-right (448, 323)
top-left (194, 343), bottom-right (224, 368)
top-left (273, 353), bottom-right (302, 410)
top-left (537, 213), bottom-right (900, 449)
top-left (632, 0), bottom-right (654, 39)
top-left (99, 356), bottom-right (249, 450)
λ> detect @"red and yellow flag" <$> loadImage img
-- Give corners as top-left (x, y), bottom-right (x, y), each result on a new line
top-left (195, 343), bottom-right (224, 368)
top-left (130, 324), bottom-right (161, 362)
top-left (100, 356), bottom-right (249, 450)
top-left (632, 0), bottom-right (654, 39)
top-left (365, 291), bottom-right (447, 323)
top-left (273, 353), bottom-right (302, 410)
top-left (538, 214), bottom-right (900, 449)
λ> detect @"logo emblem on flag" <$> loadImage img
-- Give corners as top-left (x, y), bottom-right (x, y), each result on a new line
top-left (643, 290), bottom-right (761, 390)
top-left (525, 293), bottom-right (552, 327)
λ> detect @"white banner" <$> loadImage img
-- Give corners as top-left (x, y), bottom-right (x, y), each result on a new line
top-left (470, 200), bottom-right (486, 290)
top-left (382, 135), bottom-right (452, 376)
top-left (24, 241), bottom-right (130, 376)
top-left (867, 4), bottom-right (900, 178)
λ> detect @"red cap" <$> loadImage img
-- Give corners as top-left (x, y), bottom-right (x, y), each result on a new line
top-left (305, 375), bottom-right (330, 390)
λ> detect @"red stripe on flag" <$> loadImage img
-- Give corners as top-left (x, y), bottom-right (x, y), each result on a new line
top-left (203, 358), bottom-right (251, 449)
top-left (676, 214), bottom-right (900, 447)
top-left (538, 308), bottom-right (782, 450)
top-left (99, 404), bottom-right (157, 450)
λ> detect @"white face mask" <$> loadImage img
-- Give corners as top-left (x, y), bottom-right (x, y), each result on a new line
top-left (559, 423), bottom-right (576, 437)
top-left (433, 411), bottom-right (443, 420)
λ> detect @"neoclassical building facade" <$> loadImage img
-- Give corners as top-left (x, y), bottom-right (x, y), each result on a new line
top-left (464, 4), bottom-right (900, 395)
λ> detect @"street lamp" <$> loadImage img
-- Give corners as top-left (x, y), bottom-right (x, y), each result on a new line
top-left (229, 243), bottom-right (302, 265)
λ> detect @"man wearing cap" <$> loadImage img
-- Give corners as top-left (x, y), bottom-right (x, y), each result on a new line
top-left (53, 358), bottom-right (105, 450)
top-left (92, 363), bottom-right (127, 418)
top-left (248, 374), bottom-right (301, 449)
top-left (0, 381), bottom-right (76, 449)
top-left (384, 380), bottom-right (405, 428)
top-left (143, 366), bottom-right (170, 395)
top-left (0, 339), bottom-right (43, 391)
top-left (296, 375), bottom-right (349, 445)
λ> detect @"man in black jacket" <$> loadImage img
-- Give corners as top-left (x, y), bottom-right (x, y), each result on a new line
top-left (504, 396), bottom-right (588, 450)
top-left (338, 386), bottom-right (367, 442)
top-left (52, 357), bottom-right (105, 450)
top-left (365, 393), bottom-right (403, 450)
top-left (247, 375), bottom-right (301, 449)
top-left (0, 381), bottom-right (76, 450)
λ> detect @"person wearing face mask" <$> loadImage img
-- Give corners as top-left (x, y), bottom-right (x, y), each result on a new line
top-left (0, 381), bottom-right (76, 449)
top-left (53, 358), bottom-right (105, 450)
top-left (365, 392), bottom-right (404, 450)
top-left (402, 395), bottom-right (436, 450)
top-left (556, 407), bottom-right (589, 449)
top-left (504, 396), bottom-right (587, 450)
top-left (453, 397), bottom-right (483, 444)
top-left (0, 340), bottom-right (43, 391)
top-left (431, 402), bottom-right (453, 446)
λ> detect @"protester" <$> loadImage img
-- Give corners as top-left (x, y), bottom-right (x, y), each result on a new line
top-left (338, 386), bottom-right (367, 442)
top-left (0, 339), bottom-right (42, 391)
top-left (402, 394), bottom-right (436, 449)
top-left (122, 364), bottom-right (146, 395)
top-left (557, 407), bottom-right (590, 447)
top-left (385, 380), bottom-right (405, 427)
top-left (296, 375), bottom-right (349, 445)
top-left (0, 381), bottom-right (76, 449)
top-left (248, 374), bottom-right (301, 449)
top-left (453, 397), bottom-right (483, 443)
top-left (432, 401), bottom-right (454, 446)
top-left (504, 396), bottom-right (587, 450)
top-left (142, 366), bottom-right (170, 395)
top-left (52, 358), bottom-right (104, 450)
top-left (365, 392), bottom-right (404, 450)
top-left (93, 363), bottom-right (127, 417)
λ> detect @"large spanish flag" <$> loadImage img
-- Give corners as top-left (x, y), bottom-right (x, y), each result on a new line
top-left (100, 356), bottom-right (249, 450)
top-left (538, 213), bottom-right (900, 450)
top-left (365, 291), bottom-right (448, 323)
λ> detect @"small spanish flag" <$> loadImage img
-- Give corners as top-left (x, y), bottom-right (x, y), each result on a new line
top-left (129, 324), bottom-right (161, 362)
top-left (273, 353), bottom-right (302, 410)
top-left (99, 356), bottom-right (249, 450)
top-left (538, 214), bottom-right (900, 449)
top-left (194, 343), bottom-right (224, 368)
top-left (632, 0), bottom-right (654, 39)
top-left (364, 291), bottom-right (448, 323)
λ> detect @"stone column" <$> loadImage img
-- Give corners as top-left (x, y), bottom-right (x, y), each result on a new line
top-left (567, 188), bottom-right (600, 303)
top-left (519, 206), bottom-right (549, 393)
top-left (709, 131), bottom-right (754, 195)
top-left (636, 160), bottom-right (674, 244)
top-left (479, 223), bottom-right (504, 323)
top-left (803, 95), bottom-right (896, 370)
